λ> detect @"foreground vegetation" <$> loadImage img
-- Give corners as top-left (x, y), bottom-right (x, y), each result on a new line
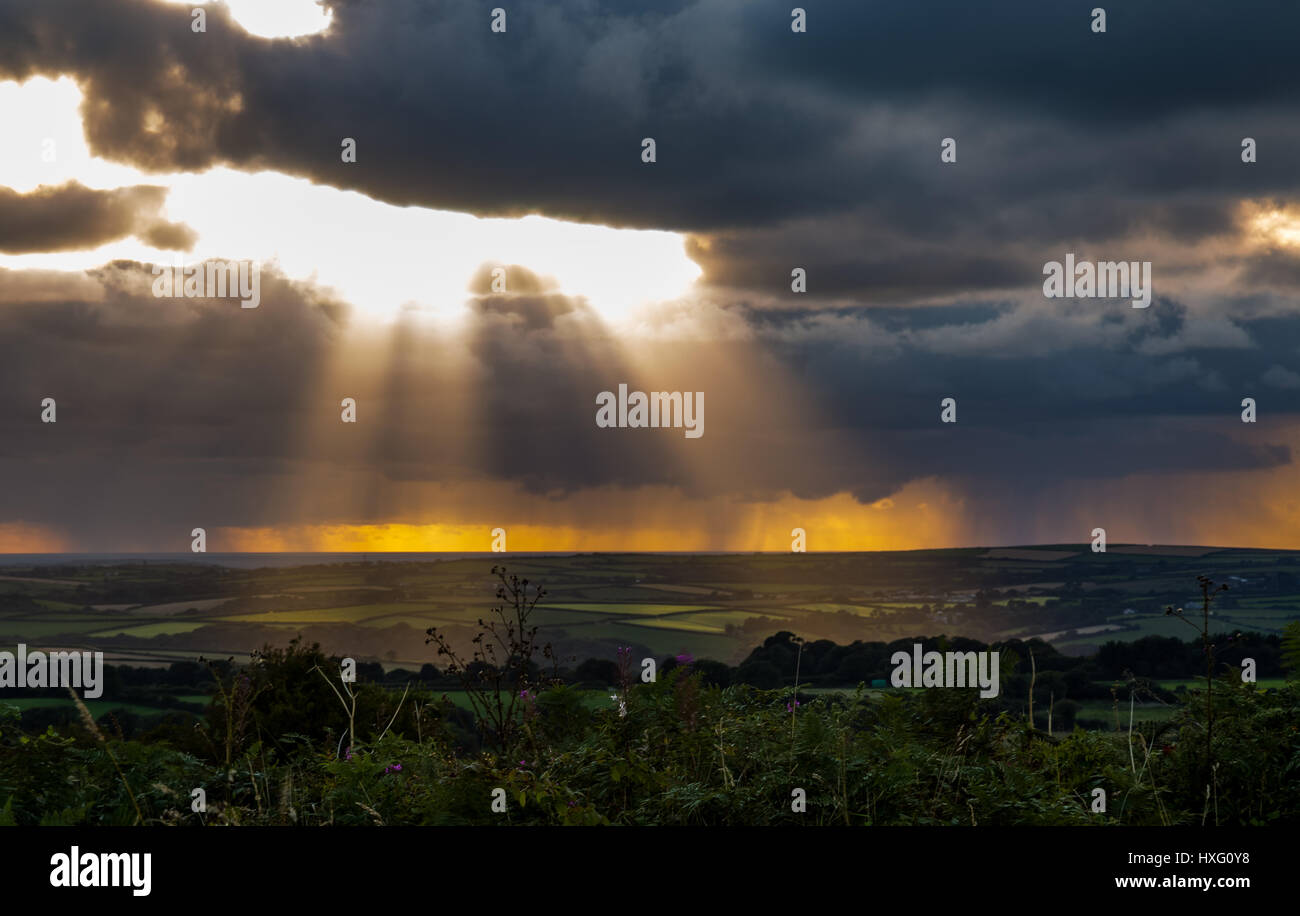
top-left (2, 654), bottom-right (1297, 826)
top-left (2, 569), bottom-right (1298, 826)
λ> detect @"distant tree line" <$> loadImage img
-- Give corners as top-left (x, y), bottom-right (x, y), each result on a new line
top-left (5, 630), bottom-right (1286, 741)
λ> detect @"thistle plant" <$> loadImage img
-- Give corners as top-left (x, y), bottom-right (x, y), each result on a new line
top-left (425, 566), bottom-right (556, 758)
top-left (1165, 575), bottom-right (1241, 779)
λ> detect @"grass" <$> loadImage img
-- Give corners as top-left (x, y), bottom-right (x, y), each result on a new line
top-left (636, 584), bottom-right (730, 596)
top-left (4, 551), bottom-right (1300, 672)
top-left (0, 619), bottom-right (119, 637)
top-left (1153, 677), bottom-right (1288, 690)
top-left (1056, 615), bottom-right (1241, 648)
top-left (544, 603), bottom-right (721, 616)
top-left (0, 697), bottom-right (189, 718)
top-left (802, 686), bottom-right (908, 699)
top-left (566, 621), bottom-right (737, 659)
top-left (220, 603), bottom-right (437, 624)
top-left (622, 618), bottom-right (726, 634)
top-left (1072, 699), bottom-right (1179, 726)
top-left (87, 621), bottom-right (208, 638)
top-left (437, 688), bottom-right (614, 713)
top-left (32, 599), bottom-right (87, 611)
top-left (795, 603), bottom-right (878, 615)
top-left (568, 586), bottom-right (676, 600)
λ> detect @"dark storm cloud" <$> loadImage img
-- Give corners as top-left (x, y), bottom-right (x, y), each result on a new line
top-left (0, 264), bottom-right (726, 537)
top-left (743, 2), bottom-right (1300, 118)
top-left (0, 262), bottom-right (348, 544)
top-left (2, 0), bottom-right (1297, 249)
top-left (456, 264), bottom-right (707, 494)
top-left (2, 1), bottom-right (1299, 547)
top-left (0, 260), bottom-right (344, 429)
top-left (0, 264), bottom-right (1291, 546)
top-left (1238, 250), bottom-right (1300, 290)
top-left (665, 295), bottom-right (1298, 505)
top-left (0, 182), bottom-right (196, 252)
top-left (685, 174), bottom-right (1293, 301)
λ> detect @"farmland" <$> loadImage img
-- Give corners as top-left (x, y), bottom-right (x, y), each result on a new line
top-left (2, 550), bottom-right (1296, 830)
top-left (2, 546), bottom-right (1299, 671)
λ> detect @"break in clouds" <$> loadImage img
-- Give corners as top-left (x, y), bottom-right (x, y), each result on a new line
top-left (1, 0), bottom-right (1300, 549)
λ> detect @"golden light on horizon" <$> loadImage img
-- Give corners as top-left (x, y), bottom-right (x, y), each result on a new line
top-left (213, 481), bottom-right (968, 553)
top-left (0, 523), bottom-right (71, 553)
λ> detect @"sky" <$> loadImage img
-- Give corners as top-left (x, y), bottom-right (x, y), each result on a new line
top-left (2, 0), bottom-right (1300, 552)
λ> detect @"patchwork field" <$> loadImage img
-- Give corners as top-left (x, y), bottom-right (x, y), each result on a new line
top-left (0, 546), bottom-right (1297, 668)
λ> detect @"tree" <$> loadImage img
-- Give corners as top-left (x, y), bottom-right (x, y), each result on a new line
top-left (1053, 699), bottom-right (1081, 732)
top-left (833, 653), bottom-right (874, 685)
top-left (692, 658), bottom-right (731, 688)
top-left (735, 660), bottom-right (782, 689)
top-left (1283, 621), bottom-right (1300, 681)
top-left (574, 658), bottom-right (619, 686)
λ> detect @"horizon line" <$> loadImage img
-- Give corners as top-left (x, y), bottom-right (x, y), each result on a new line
top-left (0, 543), bottom-right (1287, 557)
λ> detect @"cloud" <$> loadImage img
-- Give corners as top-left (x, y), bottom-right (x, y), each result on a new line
top-left (3, 1), bottom-right (1299, 311)
top-left (0, 182), bottom-right (196, 253)
top-left (1261, 364), bottom-right (1300, 390)
top-left (2, 0), bottom-right (1297, 244)
top-left (0, 261), bottom-right (1294, 550)
top-left (3, 1), bottom-right (1300, 548)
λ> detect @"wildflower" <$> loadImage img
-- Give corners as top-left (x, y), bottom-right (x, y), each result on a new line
top-left (786, 700), bottom-right (801, 712)
top-left (675, 653), bottom-right (694, 667)
top-left (383, 763), bottom-right (403, 774)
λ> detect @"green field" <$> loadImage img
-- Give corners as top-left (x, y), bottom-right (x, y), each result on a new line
top-left (544, 603), bottom-right (721, 616)
top-left (1072, 699), bottom-right (1179, 726)
top-left (0, 548), bottom-right (1296, 669)
top-left (0, 697), bottom-right (185, 718)
top-left (0, 619), bottom-right (117, 638)
top-left (1154, 677), bottom-right (1288, 690)
top-left (88, 621), bottom-right (208, 638)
